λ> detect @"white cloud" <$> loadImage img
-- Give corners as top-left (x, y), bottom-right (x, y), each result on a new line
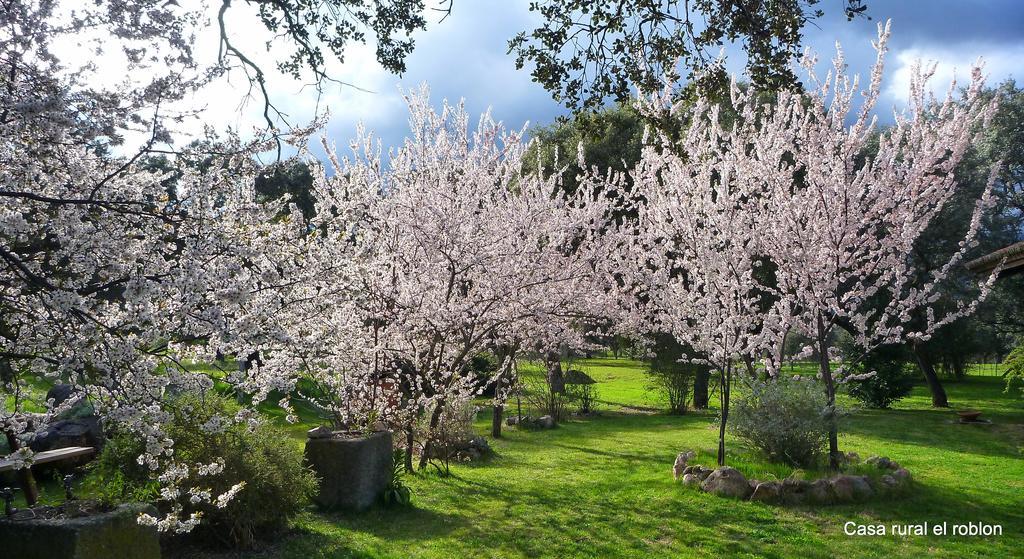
top-left (883, 42), bottom-right (1024, 107)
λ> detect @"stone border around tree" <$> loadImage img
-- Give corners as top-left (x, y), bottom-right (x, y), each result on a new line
top-left (672, 452), bottom-right (913, 505)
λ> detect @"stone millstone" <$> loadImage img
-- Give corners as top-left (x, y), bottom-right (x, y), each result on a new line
top-left (304, 430), bottom-right (393, 511)
top-left (0, 503), bottom-right (159, 559)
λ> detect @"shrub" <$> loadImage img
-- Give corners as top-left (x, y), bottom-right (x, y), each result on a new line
top-left (566, 383), bottom-right (599, 414)
top-left (645, 333), bottom-right (703, 414)
top-left (728, 377), bottom-right (838, 468)
top-left (420, 397), bottom-right (478, 474)
top-left (844, 344), bottom-right (916, 409)
top-left (1004, 343), bottom-right (1024, 396)
top-left (90, 392), bottom-right (317, 549)
top-left (524, 369), bottom-right (570, 421)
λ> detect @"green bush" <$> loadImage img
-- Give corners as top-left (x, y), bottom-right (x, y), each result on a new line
top-left (566, 382), bottom-right (599, 414)
top-left (90, 392), bottom-right (317, 549)
top-left (1004, 343), bottom-right (1024, 396)
top-left (728, 377), bottom-right (837, 468)
top-left (645, 333), bottom-right (704, 414)
top-left (843, 354), bottom-right (917, 407)
top-left (844, 345), bottom-right (916, 409)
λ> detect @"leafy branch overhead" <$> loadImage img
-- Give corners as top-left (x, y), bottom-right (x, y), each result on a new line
top-left (508, 0), bottom-right (870, 109)
top-left (216, 0), bottom-right (447, 128)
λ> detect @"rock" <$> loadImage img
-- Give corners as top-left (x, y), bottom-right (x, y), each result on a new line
top-left (844, 451), bottom-right (861, 464)
top-left (505, 415), bottom-right (519, 426)
top-left (750, 481), bottom-right (782, 503)
top-left (701, 466), bottom-right (753, 499)
top-left (537, 415), bottom-right (555, 429)
top-left (673, 451), bottom-right (696, 479)
top-left (29, 417), bottom-right (104, 457)
top-left (682, 465), bottom-right (695, 476)
top-left (681, 473), bottom-right (700, 487)
top-left (781, 477), bottom-right (811, 504)
top-left (468, 436), bottom-right (490, 451)
top-left (307, 426), bottom-right (333, 439)
top-left (29, 384), bottom-right (103, 461)
top-left (0, 503), bottom-right (160, 559)
top-left (878, 474), bottom-right (899, 492)
top-left (830, 475), bottom-right (873, 502)
top-left (892, 468), bottom-right (912, 485)
top-left (808, 479), bottom-right (834, 504)
top-left (691, 465), bottom-right (714, 481)
top-left (46, 384), bottom-right (94, 419)
top-left (867, 456), bottom-right (894, 470)
top-left (305, 430), bottom-right (393, 511)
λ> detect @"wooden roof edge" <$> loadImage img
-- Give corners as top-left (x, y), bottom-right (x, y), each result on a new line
top-left (965, 241), bottom-right (1024, 275)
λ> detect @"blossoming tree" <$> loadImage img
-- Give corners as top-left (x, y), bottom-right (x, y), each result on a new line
top-left (754, 22), bottom-right (1000, 468)
top-left (291, 88), bottom-right (616, 470)
top-left (611, 21), bottom-right (1000, 469)
top-left (0, 0), bottom-right (322, 529)
top-left (600, 92), bottom-right (783, 467)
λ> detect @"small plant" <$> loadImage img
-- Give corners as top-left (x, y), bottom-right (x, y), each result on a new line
top-left (524, 372), bottom-right (569, 422)
top-left (729, 377), bottom-right (842, 468)
top-left (420, 398), bottom-right (479, 475)
top-left (87, 432), bottom-right (161, 505)
top-left (566, 382), bottom-right (599, 414)
top-left (645, 333), bottom-right (703, 414)
top-left (383, 449), bottom-right (412, 507)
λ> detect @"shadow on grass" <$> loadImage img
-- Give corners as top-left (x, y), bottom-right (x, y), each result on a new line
top-left (843, 407), bottom-right (1024, 460)
top-left (312, 504), bottom-right (467, 541)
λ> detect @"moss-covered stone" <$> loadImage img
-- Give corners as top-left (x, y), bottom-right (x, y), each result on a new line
top-left (0, 503), bottom-right (160, 559)
top-left (305, 431), bottom-right (392, 511)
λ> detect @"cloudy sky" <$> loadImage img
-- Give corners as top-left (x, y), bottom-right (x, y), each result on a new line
top-left (76, 1), bottom-right (1024, 156)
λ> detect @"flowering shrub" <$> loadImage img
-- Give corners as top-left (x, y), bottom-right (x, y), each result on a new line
top-left (93, 393), bottom-right (316, 549)
top-left (729, 378), bottom-right (840, 468)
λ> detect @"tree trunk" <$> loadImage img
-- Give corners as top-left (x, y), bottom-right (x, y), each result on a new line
top-left (740, 354), bottom-right (756, 378)
top-left (716, 364), bottom-right (731, 466)
top-left (545, 351), bottom-right (564, 394)
top-left (693, 368), bottom-right (710, 410)
top-left (912, 341), bottom-right (949, 407)
top-left (404, 425), bottom-right (415, 473)
top-left (816, 316), bottom-right (840, 471)
top-left (417, 401), bottom-right (445, 470)
top-left (491, 402), bottom-right (504, 438)
top-left (491, 347), bottom-right (515, 438)
top-left (491, 364), bottom-right (504, 438)
top-left (3, 430), bottom-right (39, 507)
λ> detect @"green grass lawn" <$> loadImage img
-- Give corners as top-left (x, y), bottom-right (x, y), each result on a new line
top-left (9, 358), bottom-right (1023, 557)
top-left (246, 358), bottom-right (1024, 559)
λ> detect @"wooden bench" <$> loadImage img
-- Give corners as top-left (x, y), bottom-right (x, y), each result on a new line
top-left (2, 446), bottom-right (96, 506)
top-left (0, 446), bottom-right (95, 474)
